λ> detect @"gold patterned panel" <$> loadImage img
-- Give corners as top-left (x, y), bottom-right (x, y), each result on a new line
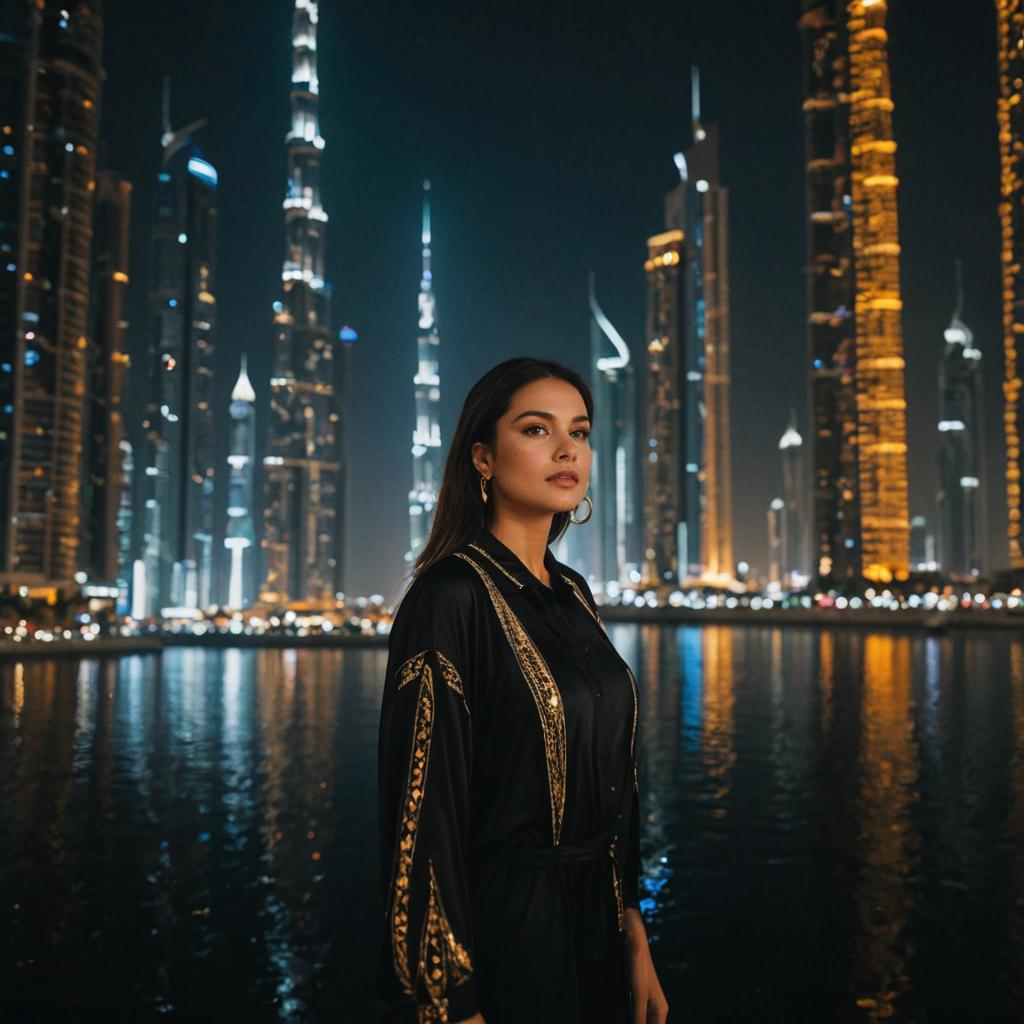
top-left (415, 859), bottom-right (474, 1022)
top-left (561, 573), bottom-right (606, 632)
top-left (453, 551), bottom-right (567, 845)
top-left (396, 649), bottom-right (469, 714)
top-left (467, 543), bottom-right (524, 589)
top-left (388, 651), bottom-right (473, 1008)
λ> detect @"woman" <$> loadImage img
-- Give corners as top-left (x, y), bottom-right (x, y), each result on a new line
top-left (377, 358), bottom-right (668, 1024)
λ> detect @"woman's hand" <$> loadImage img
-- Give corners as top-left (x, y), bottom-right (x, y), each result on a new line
top-left (624, 907), bottom-right (669, 1023)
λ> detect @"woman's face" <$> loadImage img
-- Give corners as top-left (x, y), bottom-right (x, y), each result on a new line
top-left (472, 377), bottom-right (592, 518)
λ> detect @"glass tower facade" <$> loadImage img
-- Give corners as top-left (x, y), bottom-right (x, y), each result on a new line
top-left (0, 2), bottom-right (103, 596)
top-left (140, 118), bottom-right (218, 616)
top-left (936, 274), bottom-right (983, 577)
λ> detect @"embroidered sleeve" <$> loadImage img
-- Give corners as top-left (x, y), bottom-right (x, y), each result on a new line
top-left (378, 569), bottom-right (479, 1023)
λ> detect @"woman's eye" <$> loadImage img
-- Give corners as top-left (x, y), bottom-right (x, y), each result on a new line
top-left (523, 424), bottom-right (590, 440)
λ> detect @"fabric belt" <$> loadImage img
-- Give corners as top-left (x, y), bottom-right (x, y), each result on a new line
top-left (490, 819), bottom-right (619, 867)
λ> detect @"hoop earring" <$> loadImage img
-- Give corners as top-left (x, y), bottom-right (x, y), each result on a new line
top-left (480, 475), bottom-right (489, 504)
top-left (569, 494), bottom-right (593, 525)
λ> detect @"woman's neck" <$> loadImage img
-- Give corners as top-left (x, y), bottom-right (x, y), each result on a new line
top-left (486, 515), bottom-right (552, 585)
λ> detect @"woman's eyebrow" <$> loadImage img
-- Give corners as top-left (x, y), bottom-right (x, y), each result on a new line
top-left (510, 410), bottom-right (591, 424)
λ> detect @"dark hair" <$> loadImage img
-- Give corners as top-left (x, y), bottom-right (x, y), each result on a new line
top-left (413, 357), bottom-right (594, 578)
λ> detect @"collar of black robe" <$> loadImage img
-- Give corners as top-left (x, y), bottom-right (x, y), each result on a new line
top-left (465, 524), bottom-right (570, 595)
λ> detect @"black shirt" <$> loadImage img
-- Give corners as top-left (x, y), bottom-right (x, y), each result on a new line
top-left (377, 525), bottom-right (640, 1023)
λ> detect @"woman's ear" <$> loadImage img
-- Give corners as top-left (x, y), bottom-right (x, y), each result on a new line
top-left (470, 441), bottom-right (491, 477)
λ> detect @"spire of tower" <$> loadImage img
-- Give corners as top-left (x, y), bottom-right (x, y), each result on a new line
top-left (691, 66), bottom-right (706, 142)
top-left (589, 271), bottom-right (630, 370)
top-left (953, 257), bottom-right (964, 323)
top-left (779, 409), bottom-right (803, 450)
top-left (421, 179), bottom-right (432, 281)
top-left (161, 77), bottom-right (171, 147)
top-left (232, 353), bottom-right (256, 403)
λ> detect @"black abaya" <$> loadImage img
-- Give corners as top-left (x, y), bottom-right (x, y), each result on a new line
top-left (376, 526), bottom-right (641, 1024)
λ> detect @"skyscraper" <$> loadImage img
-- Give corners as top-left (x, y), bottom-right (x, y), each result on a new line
top-left (642, 69), bottom-right (733, 587)
top-left (407, 181), bottom-right (442, 566)
top-left (996, 0), bottom-right (1024, 569)
top-left (642, 226), bottom-right (686, 587)
top-left (140, 99), bottom-right (218, 617)
top-left (779, 414), bottom-right (805, 587)
top-left (82, 170), bottom-right (132, 591)
top-left (262, 0), bottom-right (343, 608)
top-left (225, 356), bottom-right (257, 609)
top-left (799, 0), bottom-right (910, 584)
top-left (936, 268), bottom-right (983, 577)
top-left (588, 273), bottom-right (639, 589)
top-left (0, 1), bottom-right (103, 598)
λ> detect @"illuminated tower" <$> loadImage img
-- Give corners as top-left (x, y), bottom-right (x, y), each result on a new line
top-left (779, 414), bottom-right (806, 586)
top-left (225, 355), bottom-right (257, 608)
top-left (642, 226), bottom-right (685, 587)
top-left (936, 266), bottom-right (983, 577)
top-left (996, 0), bottom-right (1024, 568)
top-left (262, 0), bottom-right (343, 607)
top-left (589, 272), bottom-right (639, 589)
top-left (642, 69), bottom-right (733, 587)
top-left (140, 92), bottom-right (218, 617)
top-left (799, 0), bottom-right (909, 584)
top-left (846, 0), bottom-right (909, 581)
top-left (799, 0), bottom-right (860, 584)
top-left (407, 180), bottom-right (442, 565)
top-left (0, 2), bottom-right (103, 598)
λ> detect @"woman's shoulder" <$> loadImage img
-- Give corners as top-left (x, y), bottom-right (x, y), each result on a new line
top-left (396, 550), bottom-right (487, 614)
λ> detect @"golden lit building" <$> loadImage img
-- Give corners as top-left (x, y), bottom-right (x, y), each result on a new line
top-left (799, 0), bottom-right (909, 584)
top-left (996, 0), bottom-right (1024, 568)
top-left (642, 230), bottom-right (686, 586)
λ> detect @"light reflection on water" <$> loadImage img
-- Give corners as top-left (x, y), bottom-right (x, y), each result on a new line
top-left (1, 628), bottom-right (1023, 1021)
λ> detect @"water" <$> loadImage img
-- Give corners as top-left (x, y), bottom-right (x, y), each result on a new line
top-left (1, 627), bottom-right (1022, 1022)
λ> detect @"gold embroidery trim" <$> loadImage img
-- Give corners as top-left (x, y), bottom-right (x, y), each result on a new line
top-left (453, 550), bottom-right (567, 845)
top-left (561, 573), bottom-right (606, 632)
top-left (416, 858), bottom-right (473, 1022)
top-left (466, 542), bottom-right (524, 589)
top-left (397, 649), bottom-right (469, 714)
top-left (609, 840), bottom-right (625, 934)
top-left (388, 651), bottom-right (473, 1010)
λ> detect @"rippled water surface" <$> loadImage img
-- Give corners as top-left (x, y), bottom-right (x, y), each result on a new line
top-left (2, 628), bottom-right (1023, 1022)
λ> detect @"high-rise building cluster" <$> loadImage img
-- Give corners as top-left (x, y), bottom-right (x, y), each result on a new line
top-left (0, 0), bottom-right (355, 621)
top-left (0, 1), bottom-right (1020, 621)
top-left (571, 0), bottom-right (1009, 594)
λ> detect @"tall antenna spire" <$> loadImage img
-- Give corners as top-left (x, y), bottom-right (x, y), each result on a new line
top-left (953, 258), bottom-right (964, 322)
top-left (421, 179), bottom-right (432, 278)
top-left (161, 77), bottom-right (171, 146)
top-left (691, 66), bottom-right (706, 141)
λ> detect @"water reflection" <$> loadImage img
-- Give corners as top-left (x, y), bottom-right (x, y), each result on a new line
top-left (1009, 642), bottom-right (1024, 1021)
top-left (2, 630), bottom-right (1023, 1021)
top-left (851, 636), bottom-right (919, 1020)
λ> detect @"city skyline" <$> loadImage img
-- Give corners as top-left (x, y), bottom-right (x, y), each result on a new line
top-left (43, 2), bottom-right (1010, 600)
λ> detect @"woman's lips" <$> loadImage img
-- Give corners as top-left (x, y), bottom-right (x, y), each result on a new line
top-left (546, 475), bottom-right (578, 487)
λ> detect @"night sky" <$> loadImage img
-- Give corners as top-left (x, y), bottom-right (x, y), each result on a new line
top-left (100, 0), bottom-right (1003, 602)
